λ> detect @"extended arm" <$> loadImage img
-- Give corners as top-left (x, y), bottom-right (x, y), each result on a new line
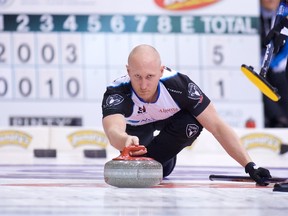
top-left (102, 114), bottom-right (147, 155)
top-left (196, 103), bottom-right (271, 185)
top-left (196, 103), bottom-right (252, 167)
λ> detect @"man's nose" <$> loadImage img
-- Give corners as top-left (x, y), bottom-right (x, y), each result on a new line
top-left (140, 79), bottom-right (148, 90)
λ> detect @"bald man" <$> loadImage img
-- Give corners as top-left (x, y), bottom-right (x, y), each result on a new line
top-left (102, 44), bottom-right (271, 185)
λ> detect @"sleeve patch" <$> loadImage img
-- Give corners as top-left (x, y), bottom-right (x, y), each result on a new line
top-left (188, 83), bottom-right (204, 103)
top-left (103, 94), bottom-right (124, 108)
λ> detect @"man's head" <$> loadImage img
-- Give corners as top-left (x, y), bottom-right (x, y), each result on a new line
top-left (261, 0), bottom-right (279, 11)
top-left (126, 44), bottom-right (164, 103)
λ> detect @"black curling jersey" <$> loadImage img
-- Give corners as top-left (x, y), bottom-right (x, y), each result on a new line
top-left (102, 67), bottom-right (211, 126)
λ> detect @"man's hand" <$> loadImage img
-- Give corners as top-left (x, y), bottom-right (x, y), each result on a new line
top-left (263, 17), bottom-right (288, 54)
top-left (245, 162), bottom-right (272, 186)
top-left (124, 135), bottom-right (147, 156)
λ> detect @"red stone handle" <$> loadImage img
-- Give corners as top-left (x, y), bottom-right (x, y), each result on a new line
top-left (113, 144), bottom-right (152, 161)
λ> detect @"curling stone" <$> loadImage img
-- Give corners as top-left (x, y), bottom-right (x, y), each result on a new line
top-left (104, 145), bottom-right (163, 188)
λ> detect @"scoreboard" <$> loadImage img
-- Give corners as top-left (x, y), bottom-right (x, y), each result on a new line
top-left (0, 0), bottom-right (263, 127)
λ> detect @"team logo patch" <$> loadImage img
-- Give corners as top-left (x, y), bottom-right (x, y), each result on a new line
top-left (187, 83), bottom-right (203, 105)
top-left (186, 124), bottom-right (199, 138)
top-left (105, 94), bottom-right (124, 107)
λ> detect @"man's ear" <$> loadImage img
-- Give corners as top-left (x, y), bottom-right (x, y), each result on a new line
top-left (160, 66), bottom-right (165, 76)
top-left (126, 65), bottom-right (130, 74)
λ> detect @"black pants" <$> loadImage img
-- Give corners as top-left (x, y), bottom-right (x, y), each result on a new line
top-left (263, 68), bottom-right (288, 127)
top-left (126, 110), bottom-right (203, 177)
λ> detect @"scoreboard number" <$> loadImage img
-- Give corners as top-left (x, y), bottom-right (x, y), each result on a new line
top-left (16, 14), bottom-right (30, 32)
top-left (41, 44), bottom-right (55, 64)
top-left (157, 15), bottom-right (172, 33)
top-left (87, 15), bottom-right (101, 32)
top-left (0, 77), bottom-right (8, 96)
top-left (213, 45), bottom-right (224, 65)
top-left (40, 14), bottom-right (54, 32)
top-left (134, 15), bottom-right (147, 32)
top-left (18, 77), bottom-right (32, 97)
top-left (63, 15), bottom-right (78, 32)
top-left (17, 43), bottom-right (31, 63)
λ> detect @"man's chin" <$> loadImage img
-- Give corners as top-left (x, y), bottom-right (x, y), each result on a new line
top-left (139, 96), bottom-right (150, 102)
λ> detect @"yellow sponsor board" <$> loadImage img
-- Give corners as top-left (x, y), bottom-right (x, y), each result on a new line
top-left (67, 130), bottom-right (109, 148)
top-left (0, 130), bottom-right (32, 148)
top-left (241, 133), bottom-right (282, 152)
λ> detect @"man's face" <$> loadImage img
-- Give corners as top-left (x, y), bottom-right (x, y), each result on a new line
top-left (261, 0), bottom-right (280, 11)
top-left (127, 61), bottom-right (163, 103)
